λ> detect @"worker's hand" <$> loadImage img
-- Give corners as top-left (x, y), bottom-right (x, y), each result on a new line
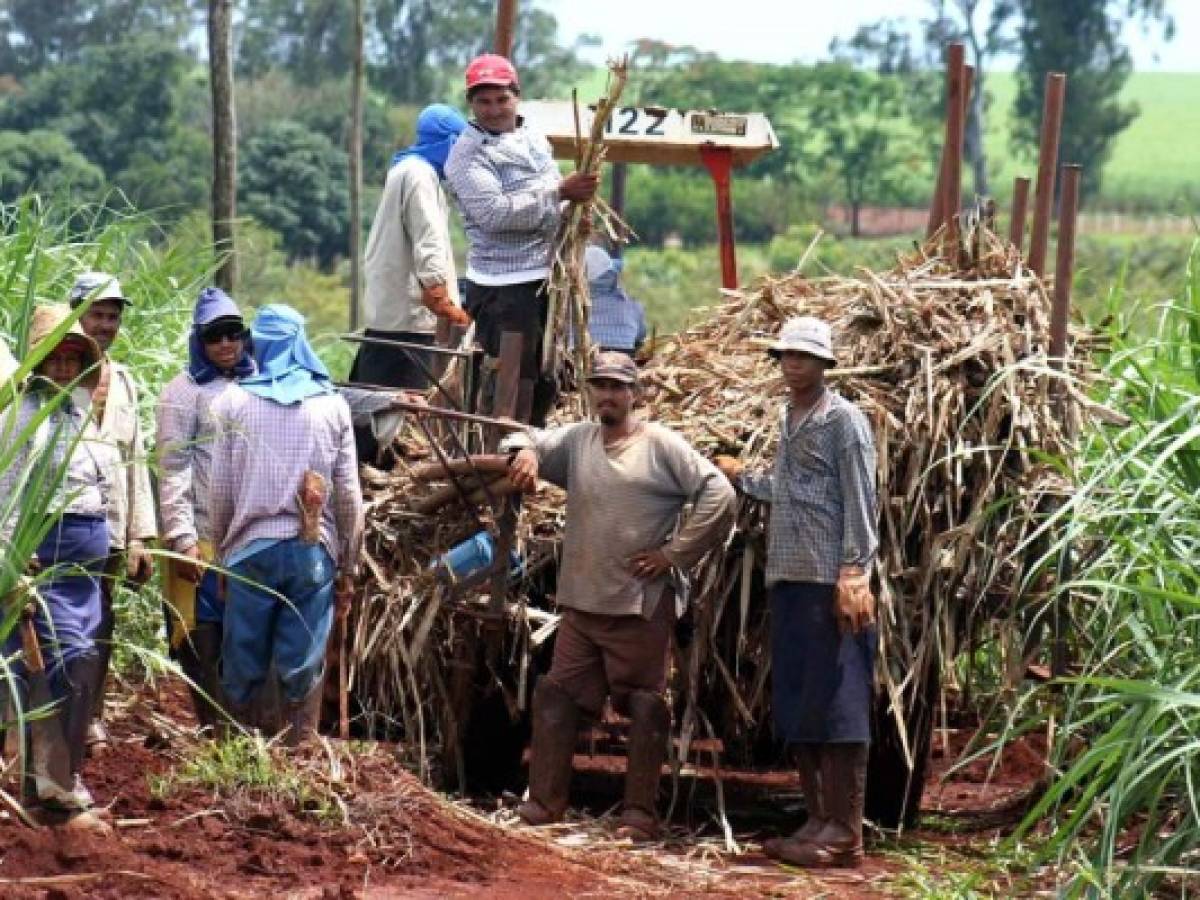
top-left (629, 549), bottom-right (673, 580)
top-left (25, 556), bottom-right (41, 575)
top-left (175, 543), bottom-right (205, 584)
top-left (713, 454), bottom-right (744, 483)
top-left (390, 390), bottom-right (427, 410)
top-left (508, 447), bottom-right (540, 493)
top-left (559, 172), bottom-right (599, 203)
top-left (834, 566), bottom-right (875, 635)
top-left (126, 540), bottom-right (154, 585)
top-left (335, 574), bottom-right (355, 623)
top-left (421, 283), bottom-right (471, 327)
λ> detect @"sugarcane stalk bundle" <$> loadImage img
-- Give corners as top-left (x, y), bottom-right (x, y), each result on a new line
top-left (348, 218), bottom-right (1104, 802)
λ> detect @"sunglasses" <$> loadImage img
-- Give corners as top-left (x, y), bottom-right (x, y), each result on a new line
top-left (200, 322), bottom-right (247, 345)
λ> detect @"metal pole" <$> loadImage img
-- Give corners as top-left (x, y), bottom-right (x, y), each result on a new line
top-left (1028, 73), bottom-right (1067, 276)
top-left (609, 162), bottom-right (628, 259)
top-left (1049, 163), bottom-right (1080, 682)
top-left (348, 0), bottom-right (364, 331)
top-left (926, 43), bottom-right (965, 239)
top-left (1009, 176), bottom-right (1032, 252)
top-left (942, 47), bottom-right (967, 247)
top-left (700, 146), bottom-right (737, 290)
top-left (495, 0), bottom-right (517, 59)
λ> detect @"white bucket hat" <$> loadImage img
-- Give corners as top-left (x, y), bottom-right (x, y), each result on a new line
top-left (767, 316), bottom-right (836, 365)
top-left (584, 245), bottom-right (614, 282)
top-left (68, 270), bottom-right (128, 307)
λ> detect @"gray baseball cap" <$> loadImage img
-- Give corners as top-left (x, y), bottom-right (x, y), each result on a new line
top-left (587, 350), bottom-right (639, 385)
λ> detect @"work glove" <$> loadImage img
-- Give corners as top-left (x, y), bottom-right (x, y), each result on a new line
top-left (713, 454), bottom-right (744, 483)
top-left (834, 566), bottom-right (876, 635)
top-left (421, 283), bottom-right (470, 327)
top-left (126, 540), bottom-right (154, 585)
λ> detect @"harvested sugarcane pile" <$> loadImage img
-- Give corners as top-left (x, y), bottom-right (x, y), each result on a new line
top-left (345, 218), bottom-right (1101, 816)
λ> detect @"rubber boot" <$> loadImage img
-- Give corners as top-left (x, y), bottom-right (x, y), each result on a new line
top-left (282, 681), bottom-right (324, 748)
top-left (184, 622), bottom-right (227, 732)
top-left (616, 690), bottom-right (670, 842)
top-left (87, 574), bottom-right (116, 753)
top-left (44, 656), bottom-right (112, 835)
top-left (781, 743), bottom-right (868, 868)
top-left (763, 743), bottom-right (825, 861)
top-left (517, 679), bottom-right (579, 826)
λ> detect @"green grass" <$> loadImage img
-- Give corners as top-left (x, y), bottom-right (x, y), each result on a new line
top-left (149, 733), bottom-right (343, 825)
top-left (976, 71), bottom-right (1200, 211)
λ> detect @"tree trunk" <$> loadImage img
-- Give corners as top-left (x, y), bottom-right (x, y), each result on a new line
top-left (208, 0), bottom-right (237, 293)
top-left (850, 200), bottom-right (862, 238)
top-left (348, 0), bottom-right (365, 330)
top-left (964, 69), bottom-right (989, 198)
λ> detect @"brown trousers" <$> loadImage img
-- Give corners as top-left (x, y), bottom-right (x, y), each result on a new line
top-left (546, 594), bottom-right (673, 717)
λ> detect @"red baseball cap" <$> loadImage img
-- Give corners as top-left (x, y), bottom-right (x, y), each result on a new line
top-left (466, 54), bottom-right (519, 91)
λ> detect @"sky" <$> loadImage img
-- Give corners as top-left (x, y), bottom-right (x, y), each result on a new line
top-left (546, 0), bottom-right (1195, 71)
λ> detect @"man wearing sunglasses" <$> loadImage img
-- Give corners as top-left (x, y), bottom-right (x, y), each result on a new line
top-left (156, 288), bottom-right (256, 731)
top-left (68, 271), bottom-right (158, 752)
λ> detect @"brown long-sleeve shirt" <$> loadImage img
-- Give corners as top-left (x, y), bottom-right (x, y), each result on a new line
top-left (526, 421), bottom-right (736, 618)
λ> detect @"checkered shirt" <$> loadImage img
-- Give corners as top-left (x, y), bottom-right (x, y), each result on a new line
top-left (155, 372), bottom-right (242, 552)
top-left (740, 390), bottom-right (879, 586)
top-left (207, 386), bottom-right (363, 572)
top-left (444, 121), bottom-right (562, 283)
top-left (588, 281), bottom-right (647, 351)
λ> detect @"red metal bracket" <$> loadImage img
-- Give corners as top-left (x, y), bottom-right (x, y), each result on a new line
top-left (700, 144), bottom-right (738, 291)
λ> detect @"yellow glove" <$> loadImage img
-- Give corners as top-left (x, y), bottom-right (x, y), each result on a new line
top-left (421, 283), bottom-right (470, 327)
top-left (834, 567), bottom-right (875, 635)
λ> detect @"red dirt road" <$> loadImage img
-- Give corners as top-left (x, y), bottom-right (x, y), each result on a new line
top-left (1, 682), bottom-right (1039, 898)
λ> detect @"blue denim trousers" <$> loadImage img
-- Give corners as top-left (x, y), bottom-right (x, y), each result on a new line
top-left (221, 538), bottom-right (335, 705)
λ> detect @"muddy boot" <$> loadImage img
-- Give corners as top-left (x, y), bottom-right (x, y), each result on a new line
top-left (616, 691), bottom-right (670, 842)
top-left (517, 679), bottom-right (579, 826)
top-left (184, 622), bottom-right (227, 732)
top-left (781, 743), bottom-right (868, 868)
top-left (62, 655), bottom-right (101, 811)
top-left (87, 576), bottom-right (116, 754)
top-left (283, 682), bottom-right (324, 748)
top-left (764, 743), bottom-right (825, 861)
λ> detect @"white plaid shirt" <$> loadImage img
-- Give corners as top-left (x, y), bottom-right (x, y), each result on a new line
top-left (155, 372), bottom-right (241, 552)
top-left (444, 120), bottom-right (563, 284)
top-left (207, 386), bottom-right (363, 572)
top-left (740, 390), bottom-right (879, 586)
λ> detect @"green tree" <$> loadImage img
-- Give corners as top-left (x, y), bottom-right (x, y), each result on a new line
top-left (0, 41), bottom-right (189, 182)
top-left (0, 0), bottom-right (194, 77)
top-left (804, 64), bottom-right (925, 236)
top-left (1012, 0), bottom-right (1172, 198)
top-left (0, 130), bottom-right (104, 203)
top-left (239, 121), bottom-right (350, 268)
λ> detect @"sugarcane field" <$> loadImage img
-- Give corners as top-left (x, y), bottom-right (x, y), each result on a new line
top-left (2, 2), bottom-right (1198, 898)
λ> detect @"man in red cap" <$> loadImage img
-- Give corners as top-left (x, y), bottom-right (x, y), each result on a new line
top-left (446, 54), bottom-right (598, 426)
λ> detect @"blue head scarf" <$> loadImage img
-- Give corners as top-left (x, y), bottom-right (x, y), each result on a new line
top-left (391, 103), bottom-right (468, 179)
top-left (188, 286), bottom-right (256, 384)
top-left (239, 304), bottom-right (333, 405)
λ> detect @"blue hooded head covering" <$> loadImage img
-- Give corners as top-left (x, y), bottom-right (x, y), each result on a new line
top-left (239, 304), bottom-right (333, 405)
top-left (391, 103), bottom-right (468, 179)
top-left (188, 286), bottom-right (256, 384)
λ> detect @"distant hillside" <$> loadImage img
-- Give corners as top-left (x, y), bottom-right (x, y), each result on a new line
top-left (985, 71), bottom-right (1200, 211)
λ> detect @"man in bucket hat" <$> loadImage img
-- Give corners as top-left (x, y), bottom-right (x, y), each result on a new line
top-left (68, 271), bottom-right (157, 752)
top-left (445, 53), bottom-right (599, 427)
top-left (503, 352), bottom-right (735, 841)
top-left (715, 316), bottom-right (879, 869)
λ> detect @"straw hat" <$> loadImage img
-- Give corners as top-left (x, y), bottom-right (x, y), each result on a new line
top-left (27, 303), bottom-right (103, 390)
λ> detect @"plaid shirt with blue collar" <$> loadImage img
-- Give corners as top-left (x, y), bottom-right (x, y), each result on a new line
top-left (740, 388), bottom-right (879, 587)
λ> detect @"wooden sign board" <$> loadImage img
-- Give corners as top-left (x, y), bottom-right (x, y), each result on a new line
top-left (519, 100), bottom-right (779, 168)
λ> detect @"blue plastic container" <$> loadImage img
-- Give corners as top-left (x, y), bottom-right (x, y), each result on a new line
top-left (435, 531), bottom-right (522, 582)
